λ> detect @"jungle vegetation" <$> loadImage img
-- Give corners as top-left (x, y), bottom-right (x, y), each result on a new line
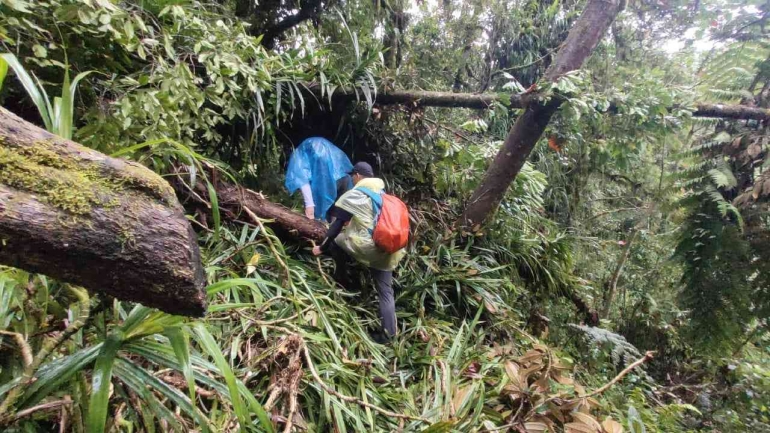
top-left (1, 0), bottom-right (770, 431)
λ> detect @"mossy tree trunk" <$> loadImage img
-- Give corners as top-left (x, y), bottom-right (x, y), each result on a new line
top-left (0, 107), bottom-right (206, 316)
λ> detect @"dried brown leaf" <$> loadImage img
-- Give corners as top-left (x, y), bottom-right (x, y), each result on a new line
top-left (565, 422), bottom-right (597, 433)
top-left (452, 385), bottom-right (472, 411)
top-left (524, 422), bottom-right (549, 433)
top-left (519, 350), bottom-right (545, 364)
top-left (601, 418), bottom-right (623, 433)
top-left (552, 372), bottom-right (574, 385)
top-left (521, 365), bottom-right (544, 383)
top-left (505, 361), bottom-right (521, 385)
top-left (572, 412), bottom-right (601, 431)
top-left (534, 374), bottom-right (550, 392)
top-left (762, 178), bottom-right (770, 196)
top-left (748, 143), bottom-right (762, 158)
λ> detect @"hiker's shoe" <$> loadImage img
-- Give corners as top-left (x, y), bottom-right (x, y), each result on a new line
top-left (369, 330), bottom-right (391, 345)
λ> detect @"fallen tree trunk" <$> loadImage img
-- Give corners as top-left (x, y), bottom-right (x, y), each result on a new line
top-left (216, 184), bottom-right (326, 241)
top-left (0, 107), bottom-right (206, 316)
top-left (320, 88), bottom-right (770, 121)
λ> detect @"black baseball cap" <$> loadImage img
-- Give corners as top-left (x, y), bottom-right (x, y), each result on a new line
top-left (350, 161), bottom-right (374, 177)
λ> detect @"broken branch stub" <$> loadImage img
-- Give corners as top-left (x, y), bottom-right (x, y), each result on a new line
top-left (0, 107), bottom-right (206, 316)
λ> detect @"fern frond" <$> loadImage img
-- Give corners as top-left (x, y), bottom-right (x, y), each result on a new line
top-left (703, 185), bottom-right (744, 228)
top-left (707, 160), bottom-right (738, 190)
top-left (569, 324), bottom-right (643, 366)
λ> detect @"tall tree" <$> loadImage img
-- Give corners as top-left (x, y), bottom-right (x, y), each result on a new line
top-left (458, 0), bottom-right (626, 227)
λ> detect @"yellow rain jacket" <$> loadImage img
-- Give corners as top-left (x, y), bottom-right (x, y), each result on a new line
top-left (334, 177), bottom-right (406, 271)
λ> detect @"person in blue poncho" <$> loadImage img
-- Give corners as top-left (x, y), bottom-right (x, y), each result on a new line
top-left (284, 137), bottom-right (354, 221)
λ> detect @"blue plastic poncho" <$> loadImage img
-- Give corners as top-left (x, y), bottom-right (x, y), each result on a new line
top-left (285, 137), bottom-right (353, 220)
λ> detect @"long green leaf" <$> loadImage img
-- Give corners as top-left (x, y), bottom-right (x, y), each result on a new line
top-left (0, 56), bottom-right (7, 91)
top-left (112, 359), bottom-right (182, 431)
top-left (166, 327), bottom-right (197, 405)
top-left (87, 331), bottom-right (124, 433)
top-left (206, 278), bottom-right (261, 295)
top-left (206, 179), bottom-right (221, 241)
top-left (59, 69), bottom-right (92, 140)
top-left (235, 380), bottom-right (275, 433)
top-left (193, 323), bottom-right (252, 430)
top-left (125, 340), bottom-right (229, 395)
top-left (0, 53), bottom-right (52, 130)
top-left (114, 357), bottom-right (210, 431)
top-left (17, 343), bottom-right (103, 408)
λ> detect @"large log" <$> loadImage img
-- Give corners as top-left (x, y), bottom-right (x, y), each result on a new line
top-left (0, 107), bottom-right (206, 316)
top-left (321, 88), bottom-right (770, 121)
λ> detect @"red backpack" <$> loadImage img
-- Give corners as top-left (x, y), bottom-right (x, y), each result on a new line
top-left (357, 187), bottom-right (410, 253)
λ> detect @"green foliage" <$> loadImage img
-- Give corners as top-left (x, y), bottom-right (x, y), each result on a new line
top-left (3, 0), bottom-right (770, 430)
top-left (0, 53), bottom-right (90, 139)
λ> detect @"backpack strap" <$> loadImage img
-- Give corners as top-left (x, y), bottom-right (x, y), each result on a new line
top-left (355, 187), bottom-right (384, 233)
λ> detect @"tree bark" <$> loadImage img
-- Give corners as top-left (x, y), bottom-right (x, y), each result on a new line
top-left (601, 231), bottom-right (637, 319)
top-left (260, 0), bottom-right (328, 48)
top-left (456, 0), bottom-right (625, 227)
top-left (566, 290), bottom-right (600, 326)
top-left (319, 87), bottom-right (770, 121)
top-left (216, 184), bottom-right (326, 241)
top-left (0, 107), bottom-right (206, 316)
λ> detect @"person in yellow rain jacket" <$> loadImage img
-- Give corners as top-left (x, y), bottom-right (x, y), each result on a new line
top-left (312, 162), bottom-right (406, 343)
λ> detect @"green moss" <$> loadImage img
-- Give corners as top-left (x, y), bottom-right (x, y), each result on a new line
top-left (118, 225), bottom-right (137, 252)
top-left (110, 163), bottom-right (177, 205)
top-left (0, 139), bottom-right (176, 216)
top-left (0, 145), bottom-right (101, 215)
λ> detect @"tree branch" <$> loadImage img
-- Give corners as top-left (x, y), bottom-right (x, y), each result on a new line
top-left (601, 231), bottom-right (638, 318)
top-left (580, 351), bottom-right (655, 398)
top-left (318, 87), bottom-right (770, 121)
top-left (260, 0), bottom-right (332, 46)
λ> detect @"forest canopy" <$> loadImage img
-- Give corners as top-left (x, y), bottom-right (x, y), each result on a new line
top-left (0, 0), bottom-right (770, 431)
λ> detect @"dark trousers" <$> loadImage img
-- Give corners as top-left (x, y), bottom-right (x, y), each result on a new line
top-left (329, 243), bottom-right (397, 336)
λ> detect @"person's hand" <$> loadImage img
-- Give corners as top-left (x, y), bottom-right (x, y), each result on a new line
top-left (304, 206), bottom-right (315, 219)
top-left (312, 246), bottom-right (322, 256)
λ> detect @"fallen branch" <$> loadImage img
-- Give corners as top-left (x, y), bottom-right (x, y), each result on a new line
top-left (4, 400), bottom-right (72, 424)
top-left (580, 351), bottom-right (655, 398)
top-left (320, 88), bottom-right (770, 121)
top-left (175, 174), bottom-right (326, 242)
top-left (0, 331), bottom-right (32, 367)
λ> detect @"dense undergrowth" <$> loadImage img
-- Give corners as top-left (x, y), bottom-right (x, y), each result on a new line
top-left (2, 0), bottom-right (770, 431)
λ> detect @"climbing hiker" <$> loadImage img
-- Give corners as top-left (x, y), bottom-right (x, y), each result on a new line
top-left (312, 162), bottom-right (409, 343)
top-left (285, 137), bottom-right (353, 222)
